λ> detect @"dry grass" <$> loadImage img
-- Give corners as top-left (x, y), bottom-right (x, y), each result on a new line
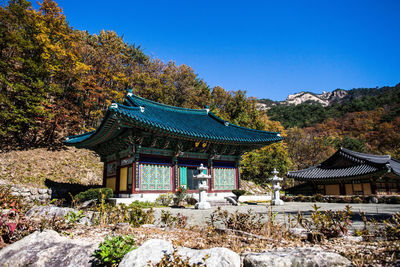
top-left (0, 147), bottom-right (103, 188)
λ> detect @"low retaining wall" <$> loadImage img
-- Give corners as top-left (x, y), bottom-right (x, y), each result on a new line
top-left (10, 186), bottom-right (52, 203)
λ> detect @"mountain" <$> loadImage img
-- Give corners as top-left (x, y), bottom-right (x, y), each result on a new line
top-left (258, 89), bottom-right (350, 110)
top-left (259, 84), bottom-right (400, 128)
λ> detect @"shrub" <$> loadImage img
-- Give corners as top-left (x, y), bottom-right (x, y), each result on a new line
top-left (175, 186), bottom-right (187, 205)
top-left (93, 235), bottom-right (136, 266)
top-left (387, 196), bottom-right (400, 204)
top-left (281, 195), bottom-right (293, 202)
top-left (185, 196), bottom-right (198, 205)
top-left (74, 188), bottom-right (113, 202)
top-left (342, 196), bottom-right (352, 203)
top-left (294, 194), bottom-right (304, 202)
top-left (232, 190), bottom-right (246, 199)
top-left (63, 210), bottom-right (85, 225)
top-left (378, 196), bottom-right (386, 203)
top-left (313, 194), bottom-right (324, 202)
top-left (160, 211), bottom-right (188, 228)
top-left (156, 193), bottom-right (174, 206)
top-left (384, 212), bottom-right (400, 240)
top-left (154, 248), bottom-right (205, 266)
top-left (0, 185), bottom-right (25, 212)
top-left (297, 204), bottom-right (353, 240)
top-left (124, 203), bottom-right (154, 227)
top-left (351, 196), bottom-right (363, 203)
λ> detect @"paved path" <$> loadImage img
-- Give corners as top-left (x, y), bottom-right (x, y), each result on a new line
top-left (153, 202), bottom-right (400, 229)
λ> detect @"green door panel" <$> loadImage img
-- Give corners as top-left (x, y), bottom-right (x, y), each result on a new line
top-left (179, 167), bottom-right (187, 188)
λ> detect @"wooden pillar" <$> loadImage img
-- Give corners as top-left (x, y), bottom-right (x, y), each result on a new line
top-left (208, 157), bottom-right (213, 192)
top-left (172, 156), bottom-right (178, 191)
top-left (236, 158), bottom-right (241, 190)
top-left (115, 154), bottom-right (121, 195)
top-left (339, 182), bottom-right (346, 195)
top-left (371, 180), bottom-right (377, 195)
top-left (102, 162), bottom-right (107, 188)
top-left (134, 153), bottom-right (140, 192)
top-left (385, 178), bottom-right (390, 195)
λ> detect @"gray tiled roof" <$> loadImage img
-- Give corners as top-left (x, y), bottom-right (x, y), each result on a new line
top-left (287, 147), bottom-right (400, 181)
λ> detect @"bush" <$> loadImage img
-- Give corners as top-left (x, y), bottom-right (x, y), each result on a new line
top-left (297, 204), bottom-right (353, 240)
top-left (93, 235), bottom-right (136, 266)
top-left (342, 196), bottom-right (352, 203)
top-left (74, 188), bottom-right (113, 202)
top-left (174, 186), bottom-right (187, 205)
top-left (351, 196), bottom-right (363, 203)
top-left (232, 190), bottom-right (246, 199)
top-left (155, 193), bottom-right (174, 206)
top-left (387, 196), bottom-right (400, 204)
top-left (384, 212), bottom-right (400, 240)
top-left (160, 210), bottom-right (188, 228)
top-left (185, 196), bottom-right (198, 205)
top-left (294, 194), bottom-right (305, 202)
top-left (313, 194), bottom-right (324, 202)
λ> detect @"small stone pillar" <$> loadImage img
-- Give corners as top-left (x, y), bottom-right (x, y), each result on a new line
top-left (194, 164), bottom-right (211, 210)
top-left (270, 168), bottom-right (284, 206)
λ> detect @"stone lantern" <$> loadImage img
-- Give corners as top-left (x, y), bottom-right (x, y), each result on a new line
top-left (270, 168), bottom-right (284, 206)
top-left (194, 164), bottom-right (211, 210)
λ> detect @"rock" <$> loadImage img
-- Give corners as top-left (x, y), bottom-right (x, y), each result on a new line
top-left (225, 196), bottom-right (238, 206)
top-left (140, 224), bottom-right (157, 228)
top-left (119, 239), bottom-right (174, 267)
top-left (288, 227), bottom-right (308, 238)
top-left (38, 188), bottom-right (48, 194)
top-left (39, 195), bottom-right (49, 200)
top-left (30, 188), bottom-right (38, 194)
top-left (177, 247), bottom-right (240, 267)
top-left (11, 192), bottom-right (20, 197)
top-left (369, 196), bottom-right (378, 204)
top-left (243, 247), bottom-right (351, 267)
top-left (114, 222), bottom-right (131, 232)
top-left (342, 235), bottom-right (363, 242)
top-left (80, 199), bottom-right (96, 209)
top-left (0, 230), bottom-right (99, 267)
top-left (26, 206), bottom-right (75, 220)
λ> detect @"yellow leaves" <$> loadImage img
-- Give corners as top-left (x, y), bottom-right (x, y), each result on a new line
top-left (74, 61), bottom-right (91, 73)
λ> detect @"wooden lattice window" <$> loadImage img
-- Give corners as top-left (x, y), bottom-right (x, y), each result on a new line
top-left (139, 164), bottom-right (172, 191)
top-left (213, 168), bottom-right (236, 190)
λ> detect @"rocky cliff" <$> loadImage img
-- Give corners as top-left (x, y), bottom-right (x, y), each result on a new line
top-left (257, 89), bottom-right (348, 110)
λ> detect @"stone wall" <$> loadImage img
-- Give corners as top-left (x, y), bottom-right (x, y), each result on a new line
top-left (10, 185), bottom-right (52, 203)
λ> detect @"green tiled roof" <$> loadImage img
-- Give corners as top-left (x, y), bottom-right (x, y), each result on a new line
top-left (65, 93), bottom-right (283, 148)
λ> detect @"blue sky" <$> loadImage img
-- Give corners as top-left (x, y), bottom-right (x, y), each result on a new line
top-left (33, 0), bottom-right (400, 101)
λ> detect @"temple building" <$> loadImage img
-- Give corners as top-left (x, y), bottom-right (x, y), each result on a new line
top-left (286, 148), bottom-right (400, 196)
top-left (65, 92), bottom-right (282, 199)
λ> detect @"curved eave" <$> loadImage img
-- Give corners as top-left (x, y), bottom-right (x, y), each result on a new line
top-left (65, 100), bottom-right (283, 149)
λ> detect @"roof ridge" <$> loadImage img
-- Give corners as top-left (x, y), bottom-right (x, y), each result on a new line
top-left (340, 147), bottom-right (390, 159)
top-left (126, 94), bottom-right (208, 114)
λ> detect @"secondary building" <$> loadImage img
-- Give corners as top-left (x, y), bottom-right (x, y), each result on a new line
top-left (65, 92), bottom-right (282, 199)
top-left (286, 148), bottom-right (400, 196)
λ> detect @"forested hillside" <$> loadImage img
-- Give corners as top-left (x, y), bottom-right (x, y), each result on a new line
top-left (267, 84), bottom-right (400, 128)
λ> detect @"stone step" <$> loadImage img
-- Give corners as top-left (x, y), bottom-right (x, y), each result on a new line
top-left (208, 199), bottom-right (233, 207)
